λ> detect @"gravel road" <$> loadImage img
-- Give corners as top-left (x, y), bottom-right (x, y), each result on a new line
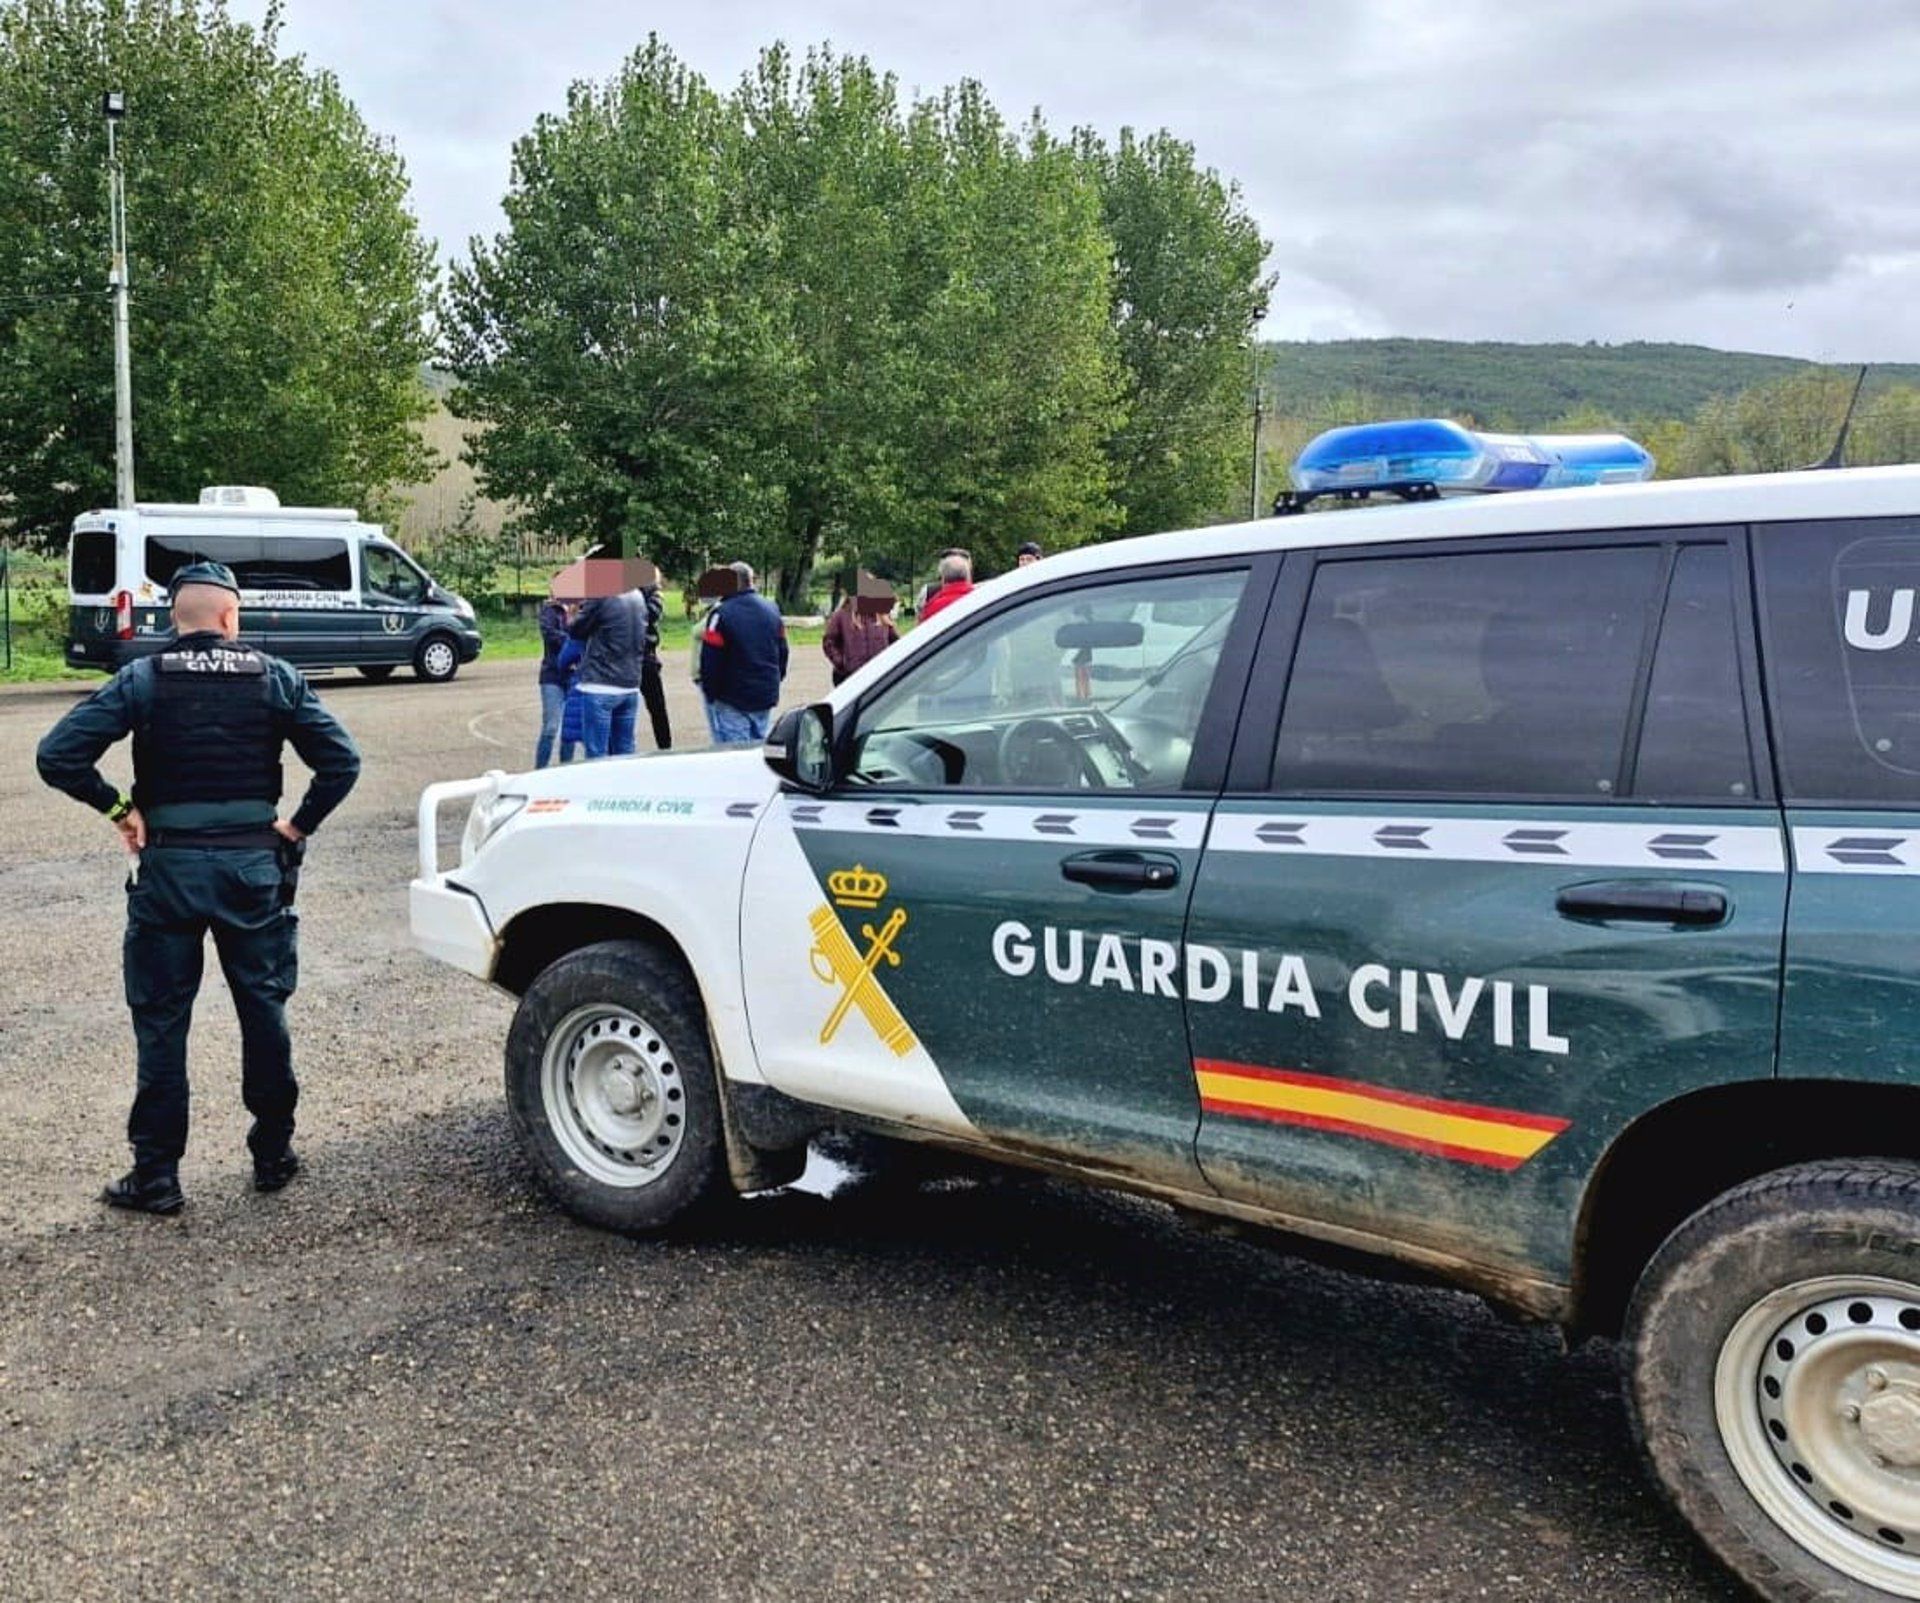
top-left (0, 653), bottom-right (1743, 1601)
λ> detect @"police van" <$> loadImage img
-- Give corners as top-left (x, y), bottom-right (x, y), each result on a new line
top-left (412, 424), bottom-right (1920, 1601)
top-left (66, 486), bottom-right (483, 680)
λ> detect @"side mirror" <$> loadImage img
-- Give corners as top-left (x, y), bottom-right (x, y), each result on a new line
top-left (764, 703), bottom-right (837, 792)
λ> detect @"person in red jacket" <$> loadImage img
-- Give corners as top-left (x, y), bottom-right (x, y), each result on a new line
top-left (821, 595), bottom-right (899, 686)
top-left (918, 551), bottom-right (974, 622)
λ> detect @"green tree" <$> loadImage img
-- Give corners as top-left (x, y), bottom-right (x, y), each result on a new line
top-left (0, 0), bottom-right (436, 548)
top-left (894, 91), bottom-right (1123, 576)
top-left (1079, 127), bottom-right (1270, 534)
top-left (730, 46), bottom-right (921, 607)
top-left (444, 37), bottom-right (787, 578)
top-left (1854, 385), bottom-right (1920, 466)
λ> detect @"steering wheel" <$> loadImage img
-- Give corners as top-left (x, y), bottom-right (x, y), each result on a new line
top-left (998, 718), bottom-right (1100, 789)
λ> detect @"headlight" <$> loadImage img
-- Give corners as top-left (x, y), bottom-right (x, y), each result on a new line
top-left (453, 594), bottom-right (476, 620)
top-left (461, 779), bottom-right (526, 862)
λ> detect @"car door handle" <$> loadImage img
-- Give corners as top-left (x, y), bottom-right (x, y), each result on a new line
top-left (1555, 881), bottom-right (1729, 926)
top-left (1061, 852), bottom-right (1181, 892)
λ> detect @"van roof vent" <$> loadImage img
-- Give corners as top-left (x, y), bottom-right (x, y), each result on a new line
top-left (198, 485), bottom-right (281, 509)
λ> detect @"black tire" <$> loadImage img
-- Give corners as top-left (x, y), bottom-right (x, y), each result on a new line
top-left (1625, 1160), bottom-right (1920, 1602)
top-left (504, 940), bottom-right (728, 1233)
top-left (357, 664), bottom-right (397, 681)
top-left (413, 632), bottom-right (460, 683)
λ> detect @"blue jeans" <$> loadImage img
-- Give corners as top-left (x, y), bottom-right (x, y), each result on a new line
top-left (580, 691), bottom-right (639, 759)
top-left (535, 682), bottom-right (566, 768)
top-left (709, 702), bottom-right (772, 745)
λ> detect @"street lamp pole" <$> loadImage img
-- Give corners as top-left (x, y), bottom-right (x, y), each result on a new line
top-left (104, 91), bottom-right (135, 508)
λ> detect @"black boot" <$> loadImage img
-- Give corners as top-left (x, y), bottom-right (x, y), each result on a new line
top-left (253, 1151), bottom-right (300, 1193)
top-left (102, 1169), bottom-right (185, 1216)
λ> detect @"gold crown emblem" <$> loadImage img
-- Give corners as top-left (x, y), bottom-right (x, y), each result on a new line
top-left (828, 864), bottom-right (888, 909)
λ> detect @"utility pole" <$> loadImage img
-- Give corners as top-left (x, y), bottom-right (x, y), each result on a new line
top-left (104, 91), bottom-right (135, 509)
top-left (1248, 351), bottom-right (1264, 519)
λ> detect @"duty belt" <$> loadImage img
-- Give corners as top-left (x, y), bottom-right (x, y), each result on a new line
top-left (144, 826), bottom-right (283, 851)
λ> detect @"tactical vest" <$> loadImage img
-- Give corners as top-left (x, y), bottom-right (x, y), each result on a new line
top-left (131, 640), bottom-right (283, 810)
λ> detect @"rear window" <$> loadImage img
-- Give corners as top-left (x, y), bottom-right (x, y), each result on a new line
top-left (1757, 518), bottom-right (1920, 805)
top-left (1273, 544), bottom-right (1661, 798)
top-left (70, 530), bottom-right (117, 596)
top-left (1632, 544), bottom-right (1755, 801)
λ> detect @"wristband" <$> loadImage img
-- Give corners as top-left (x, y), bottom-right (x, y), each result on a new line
top-left (106, 795), bottom-right (132, 823)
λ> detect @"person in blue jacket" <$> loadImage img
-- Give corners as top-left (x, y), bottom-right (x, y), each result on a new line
top-left (698, 562), bottom-right (789, 744)
top-left (556, 636), bottom-right (587, 763)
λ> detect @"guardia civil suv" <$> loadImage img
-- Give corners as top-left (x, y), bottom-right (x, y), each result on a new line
top-left (413, 435), bottom-right (1920, 1602)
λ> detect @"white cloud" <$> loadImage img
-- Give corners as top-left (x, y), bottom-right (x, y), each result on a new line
top-left (242, 0), bottom-right (1920, 359)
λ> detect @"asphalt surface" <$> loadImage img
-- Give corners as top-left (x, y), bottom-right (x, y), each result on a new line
top-left (0, 653), bottom-right (1745, 1601)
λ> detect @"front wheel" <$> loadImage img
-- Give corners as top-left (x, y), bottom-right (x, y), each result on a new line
top-left (504, 940), bottom-right (727, 1233)
top-left (1627, 1162), bottom-right (1920, 1600)
top-left (413, 632), bottom-right (460, 683)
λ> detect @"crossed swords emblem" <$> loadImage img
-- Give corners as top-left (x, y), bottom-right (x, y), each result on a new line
top-left (808, 869), bottom-right (916, 1058)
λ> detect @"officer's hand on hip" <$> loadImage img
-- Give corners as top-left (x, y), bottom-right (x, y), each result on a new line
top-left (273, 819), bottom-right (305, 844)
top-left (114, 806), bottom-right (145, 853)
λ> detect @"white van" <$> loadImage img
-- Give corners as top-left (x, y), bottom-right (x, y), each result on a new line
top-left (65, 486), bottom-right (484, 681)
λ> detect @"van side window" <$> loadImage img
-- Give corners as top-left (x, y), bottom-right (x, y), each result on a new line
top-left (1273, 545), bottom-right (1661, 798)
top-left (146, 533), bottom-right (258, 589)
top-left (240, 537), bottom-right (350, 592)
top-left (1631, 544), bottom-right (1754, 800)
top-left (1757, 518), bottom-right (1920, 804)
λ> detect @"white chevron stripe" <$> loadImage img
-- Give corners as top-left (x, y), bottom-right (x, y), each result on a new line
top-left (1207, 811), bottom-right (1786, 872)
top-left (779, 796), bottom-right (1209, 849)
top-left (1791, 827), bottom-right (1920, 876)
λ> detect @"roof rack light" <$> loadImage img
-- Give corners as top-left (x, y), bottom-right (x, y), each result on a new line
top-left (1278, 419), bottom-right (1654, 514)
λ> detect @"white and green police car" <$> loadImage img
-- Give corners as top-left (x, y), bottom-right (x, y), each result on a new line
top-left (413, 424), bottom-right (1920, 1601)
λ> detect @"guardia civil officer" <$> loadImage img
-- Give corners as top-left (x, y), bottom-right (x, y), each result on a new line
top-left (35, 562), bottom-right (361, 1215)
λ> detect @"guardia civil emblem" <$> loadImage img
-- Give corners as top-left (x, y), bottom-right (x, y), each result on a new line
top-left (808, 865), bottom-right (914, 1057)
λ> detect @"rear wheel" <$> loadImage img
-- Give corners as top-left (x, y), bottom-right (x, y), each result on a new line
top-left (1627, 1162), bottom-right (1920, 1600)
top-left (357, 664), bottom-right (396, 681)
top-left (413, 632), bottom-right (460, 682)
top-left (504, 940), bottom-right (727, 1233)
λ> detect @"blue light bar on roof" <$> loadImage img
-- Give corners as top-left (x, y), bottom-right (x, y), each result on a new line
top-left (1290, 419), bottom-right (1654, 495)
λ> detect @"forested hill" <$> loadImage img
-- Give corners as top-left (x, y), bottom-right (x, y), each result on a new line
top-left (1261, 339), bottom-right (1920, 429)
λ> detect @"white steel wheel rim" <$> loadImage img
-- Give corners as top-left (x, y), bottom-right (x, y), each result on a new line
top-left (1716, 1274), bottom-right (1920, 1596)
top-left (423, 640), bottom-right (455, 676)
top-left (539, 1004), bottom-right (687, 1188)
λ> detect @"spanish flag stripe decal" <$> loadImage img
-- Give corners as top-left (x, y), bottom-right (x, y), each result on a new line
top-left (1195, 1059), bottom-right (1568, 1171)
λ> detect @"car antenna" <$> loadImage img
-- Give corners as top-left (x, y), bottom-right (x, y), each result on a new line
top-left (1810, 364), bottom-right (1870, 470)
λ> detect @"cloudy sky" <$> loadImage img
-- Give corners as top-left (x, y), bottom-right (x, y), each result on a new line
top-left (236, 0), bottom-right (1920, 361)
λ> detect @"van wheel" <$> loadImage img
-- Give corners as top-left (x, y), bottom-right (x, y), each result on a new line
top-left (414, 633), bottom-right (460, 682)
top-left (1626, 1161), bottom-right (1920, 1601)
top-left (504, 940), bottom-right (728, 1233)
top-left (357, 665), bottom-right (396, 681)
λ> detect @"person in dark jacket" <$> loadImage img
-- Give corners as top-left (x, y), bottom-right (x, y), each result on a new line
top-left (698, 562), bottom-right (789, 743)
top-left (821, 595), bottom-right (898, 686)
top-left (35, 561), bottom-right (361, 1215)
top-left (535, 595), bottom-right (571, 767)
top-left (567, 582), bottom-right (669, 758)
